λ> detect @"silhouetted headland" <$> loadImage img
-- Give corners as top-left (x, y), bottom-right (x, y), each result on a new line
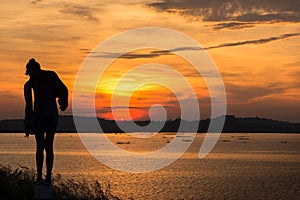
top-left (0, 115), bottom-right (299, 133)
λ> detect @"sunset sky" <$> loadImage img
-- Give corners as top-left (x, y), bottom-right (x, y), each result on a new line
top-left (0, 0), bottom-right (299, 122)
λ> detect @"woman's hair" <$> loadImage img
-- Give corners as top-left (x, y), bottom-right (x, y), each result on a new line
top-left (26, 58), bottom-right (41, 75)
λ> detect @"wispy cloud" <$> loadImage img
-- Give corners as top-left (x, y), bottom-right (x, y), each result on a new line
top-left (2, 24), bottom-right (81, 42)
top-left (81, 32), bottom-right (300, 59)
top-left (205, 33), bottom-right (300, 50)
top-left (59, 3), bottom-right (100, 23)
top-left (30, 0), bottom-right (43, 5)
top-left (96, 105), bottom-right (174, 114)
top-left (88, 51), bottom-right (171, 59)
top-left (207, 22), bottom-right (256, 30)
top-left (226, 83), bottom-right (286, 101)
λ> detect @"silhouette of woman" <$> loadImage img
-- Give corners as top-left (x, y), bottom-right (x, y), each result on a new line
top-left (24, 58), bottom-right (68, 185)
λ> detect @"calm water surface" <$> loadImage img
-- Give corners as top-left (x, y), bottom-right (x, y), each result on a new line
top-left (0, 133), bottom-right (299, 200)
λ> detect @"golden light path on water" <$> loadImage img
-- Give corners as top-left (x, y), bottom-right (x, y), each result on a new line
top-left (0, 133), bottom-right (299, 199)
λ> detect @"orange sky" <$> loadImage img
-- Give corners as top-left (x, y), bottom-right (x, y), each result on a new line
top-left (0, 0), bottom-right (299, 122)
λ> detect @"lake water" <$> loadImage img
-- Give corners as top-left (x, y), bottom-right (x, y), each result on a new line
top-left (0, 133), bottom-right (299, 199)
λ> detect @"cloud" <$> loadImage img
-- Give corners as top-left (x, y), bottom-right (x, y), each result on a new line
top-left (1, 24), bottom-right (81, 42)
top-left (148, 0), bottom-right (300, 29)
top-left (31, 0), bottom-right (43, 5)
top-left (0, 91), bottom-right (20, 99)
top-left (207, 22), bottom-right (256, 30)
top-left (205, 32), bottom-right (300, 50)
top-left (59, 3), bottom-right (99, 22)
top-left (106, 52), bottom-right (171, 59)
top-left (79, 48), bottom-right (91, 51)
top-left (226, 83), bottom-right (285, 101)
top-left (287, 68), bottom-right (300, 88)
top-left (85, 51), bottom-right (171, 59)
top-left (96, 105), bottom-right (175, 114)
top-left (82, 32), bottom-right (300, 59)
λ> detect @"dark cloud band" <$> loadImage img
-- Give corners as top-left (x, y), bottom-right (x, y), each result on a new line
top-left (148, 0), bottom-right (300, 29)
top-left (205, 32), bottom-right (300, 50)
top-left (83, 32), bottom-right (300, 59)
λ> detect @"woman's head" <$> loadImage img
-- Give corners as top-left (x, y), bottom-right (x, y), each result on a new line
top-left (26, 58), bottom-right (41, 76)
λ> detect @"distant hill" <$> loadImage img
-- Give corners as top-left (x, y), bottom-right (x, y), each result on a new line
top-left (0, 115), bottom-right (299, 133)
top-left (199, 115), bottom-right (300, 133)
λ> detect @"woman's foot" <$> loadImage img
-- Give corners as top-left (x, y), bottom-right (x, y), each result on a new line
top-left (45, 174), bottom-right (51, 185)
top-left (35, 176), bottom-right (43, 185)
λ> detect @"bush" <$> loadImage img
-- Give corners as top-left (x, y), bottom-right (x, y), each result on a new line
top-left (0, 165), bottom-right (120, 200)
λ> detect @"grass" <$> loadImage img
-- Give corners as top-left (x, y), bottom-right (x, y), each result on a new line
top-left (0, 165), bottom-right (120, 200)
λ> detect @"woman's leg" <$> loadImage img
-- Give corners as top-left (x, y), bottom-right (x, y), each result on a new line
top-left (45, 131), bottom-right (55, 184)
top-left (35, 131), bottom-right (45, 182)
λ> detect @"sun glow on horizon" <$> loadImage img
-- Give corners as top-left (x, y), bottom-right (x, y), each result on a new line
top-left (0, 0), bottom-right (299, 122)
top-left (93, 48), bottom-right (211, 121)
